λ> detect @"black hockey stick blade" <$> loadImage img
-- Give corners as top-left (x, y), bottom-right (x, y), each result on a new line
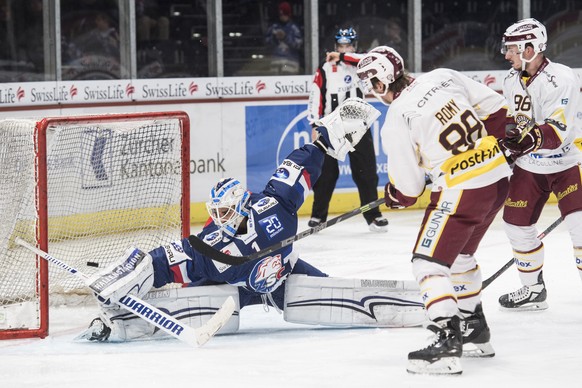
top-left (188, 197), bottom-right (385, 266)
top-left (482, 216), bottom-right (563, 289)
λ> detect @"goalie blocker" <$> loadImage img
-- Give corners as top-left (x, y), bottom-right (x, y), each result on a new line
top-left (80, 275), bottom-right (425, 342)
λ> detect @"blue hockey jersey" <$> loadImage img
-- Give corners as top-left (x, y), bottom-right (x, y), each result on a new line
top-left (149, 144), bottom-right (327, 299)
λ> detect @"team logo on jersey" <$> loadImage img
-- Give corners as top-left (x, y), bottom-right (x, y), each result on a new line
top-left (253, 197), bottom-right (278, 214)
top-left (514, 113), bottom-right (531, 127)
top-left (248, 254), bottom-right (286, 293)
top-left (274, 167), bottom-right (290, 179)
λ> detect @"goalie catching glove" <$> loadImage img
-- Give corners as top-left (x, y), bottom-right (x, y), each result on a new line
top-left (87, 247), bottom-right (154, 306)
top-left (314, 97), bottom-right (381, 161)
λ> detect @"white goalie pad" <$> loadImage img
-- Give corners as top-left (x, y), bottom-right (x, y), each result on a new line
top-left (283, 275), bottom-right (426, 328)
top-left (98, 284), bottom-right (240, 342)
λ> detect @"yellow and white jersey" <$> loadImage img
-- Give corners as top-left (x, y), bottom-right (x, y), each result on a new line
top-left (502, 58), bottom-right (582, 174)
top-left (382, 68), bottom-right (512, 197)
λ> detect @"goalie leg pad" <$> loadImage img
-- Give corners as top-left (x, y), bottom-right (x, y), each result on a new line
top-left (283, 275), bottom-right (426, 328)
top-left (87, 284), bottom-right (240, 342)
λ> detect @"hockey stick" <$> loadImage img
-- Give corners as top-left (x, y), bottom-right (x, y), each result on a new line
top-left (15, 237), bottom-right (235, 346)
top-left (482, 216), bottom-right (564, 289)
top-left (188, 197), bottom-right (386, 266)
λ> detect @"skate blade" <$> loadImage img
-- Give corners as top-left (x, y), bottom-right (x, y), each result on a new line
top-left (499, 301), bottom-right (548, 312)
top-left (73, 328), bottom-right (96, 342)
top-left (463, 342), bottom-right (495, 358)
top-left (407, 357), bottom-right (462, 375)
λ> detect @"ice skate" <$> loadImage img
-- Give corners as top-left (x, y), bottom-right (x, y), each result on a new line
top-left (308, 217), bottom-right (323, 227)
top-left (499, 272), bottom-right (548, 311)
top-left (407, 316), bottom-right (463, 375)
top-left (461, 303), bottom-right (495, 357)
top-left (368, 216), bottom-right (388, 233)
top-left (74, 318), bottom-right (111, 342)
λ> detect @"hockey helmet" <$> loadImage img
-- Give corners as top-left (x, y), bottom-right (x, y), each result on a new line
top-left (356, 46), bottom-right (404, 100)
top-left (501, 18), bottom-right (547, 55)
top-left (206, 178), bottom-right (250, 238)
top-left (335, 27), bottom-right (358, 46)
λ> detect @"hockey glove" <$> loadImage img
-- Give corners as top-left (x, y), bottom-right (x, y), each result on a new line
top-left (314, 98), bottom-right (381, 161)
top-left (501, 123), bottom-right (543, 159)
top-left (384, 183), bottom-right (417, 209)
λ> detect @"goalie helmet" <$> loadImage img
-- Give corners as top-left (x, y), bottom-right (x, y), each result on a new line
top-left (356, 46), bottom-right (404, 100)
top-left (501, 18), bottom-right (547, 55)
top-left (206, 178), bottom-right (250, 238)
top-left (335, 27), bottom-right (358, 49)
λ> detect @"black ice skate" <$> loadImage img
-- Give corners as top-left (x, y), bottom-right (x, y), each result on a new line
top-left (74, 318), bottom-right (111, 342)
top-left (368, 216), bottom-right (388, 233)
top-left (308, 217), bottom-right (323, 227)
top-left (498, 272), bottom-right (548, 311)
top-left (461, 303), bottom-right (495, 357)
top-left (407, 316), bottom-right (463, 375)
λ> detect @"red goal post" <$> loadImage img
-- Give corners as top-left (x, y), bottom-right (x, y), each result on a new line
top-left (0, 111), bottom-right (190, 340)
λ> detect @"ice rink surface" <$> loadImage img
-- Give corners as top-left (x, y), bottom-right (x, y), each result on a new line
top-left (1, 203), bottom-right (580, 388)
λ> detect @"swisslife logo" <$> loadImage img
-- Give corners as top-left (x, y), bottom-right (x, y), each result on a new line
top-left (82, 83), bottom-right (128, 101)
top-left (126, 83), bottom-right (135, 98)
top-left (204, 80), bottom-right (256, 97)
top-left (16, 87), bottom-right (25, 101)
top-left (256, 80), bottom-right (266, 93)
top-left (189, 82), bottom-right (198, 94)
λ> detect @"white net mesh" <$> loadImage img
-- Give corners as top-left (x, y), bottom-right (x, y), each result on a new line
top-left (0, 115), bottom-right (187, 332)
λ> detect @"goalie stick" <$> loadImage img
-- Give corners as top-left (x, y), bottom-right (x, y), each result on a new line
top-left (188, 198), bottom-right (385, 266)
top-left (15, 237), bottom-right (235, 347)
top-left (481, 216), bottom-right (563, 289)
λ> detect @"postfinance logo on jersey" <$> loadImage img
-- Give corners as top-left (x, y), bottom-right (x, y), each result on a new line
top-left (441, 136), bottom-right (505, 187)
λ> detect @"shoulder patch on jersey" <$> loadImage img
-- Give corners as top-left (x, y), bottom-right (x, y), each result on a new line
top-left (203, 231), bottom-right (222, 246)
top-left (272, 159), bottom-right (302, 186)
top-left (252, 197), bottom-right (279, 214)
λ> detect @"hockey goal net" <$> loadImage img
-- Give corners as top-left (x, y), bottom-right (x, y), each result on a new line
top-left (0, 111), bottom-right (190, 339)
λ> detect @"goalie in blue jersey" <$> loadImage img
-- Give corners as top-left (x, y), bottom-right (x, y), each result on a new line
top-left (78, 98), bottom-right (425, 343)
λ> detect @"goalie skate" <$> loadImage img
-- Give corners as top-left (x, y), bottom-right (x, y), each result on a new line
top-left (461, 303), bottom-right (495, 358)
top-left (75, 318), bottom-right (111, 342)
top-left (407, 316), bottom-right (462, 375)
top-left (499, 273), bottom-right (548, 311)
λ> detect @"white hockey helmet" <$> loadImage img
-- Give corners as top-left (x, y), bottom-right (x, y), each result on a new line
top-left (356, 46), bottom-right (404, 101)
top-left (206, 178), bottom-right (250, 238)
top-left (501, 18), bottom-right (547, 55)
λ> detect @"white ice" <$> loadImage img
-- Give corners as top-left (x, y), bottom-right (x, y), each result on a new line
top-left (1, 204), bottom-right (580, 388)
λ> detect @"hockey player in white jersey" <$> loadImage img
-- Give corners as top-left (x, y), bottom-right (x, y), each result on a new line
top-left (357, 46), bottom-right (513, 374)
top-left (497, 18), bottom-right (582, 310)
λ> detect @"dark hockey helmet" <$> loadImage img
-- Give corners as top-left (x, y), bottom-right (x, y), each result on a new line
top-left (335, 27), bottom-right (358, 49)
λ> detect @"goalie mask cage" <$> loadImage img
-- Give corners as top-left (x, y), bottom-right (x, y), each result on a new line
top-left (0, 111), bottom-right (190, 340)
